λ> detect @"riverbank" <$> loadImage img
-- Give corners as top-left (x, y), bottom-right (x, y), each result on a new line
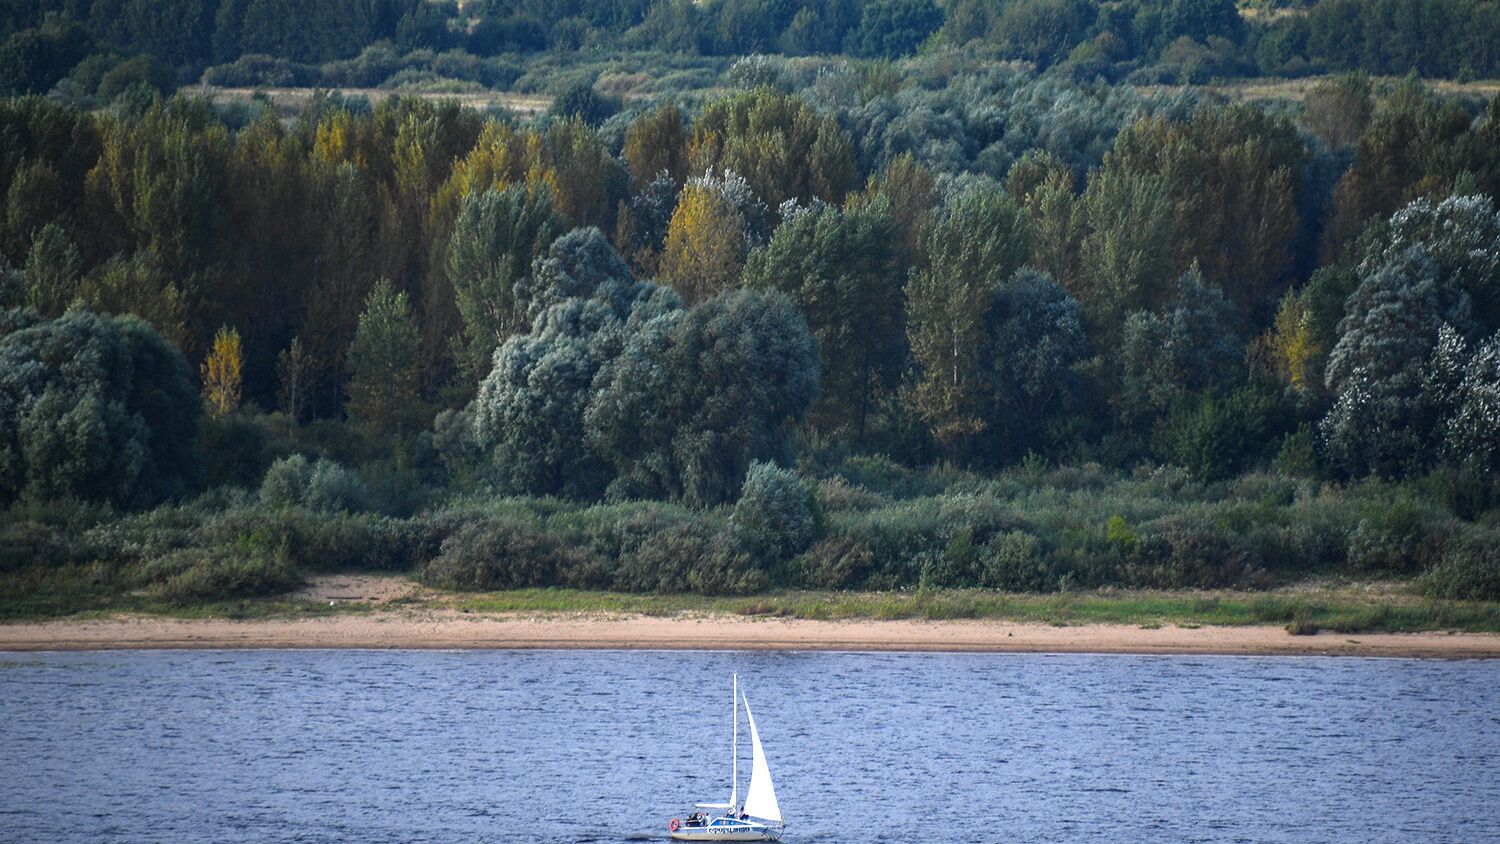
top-left (3, 610), bottom-right (1498, 658)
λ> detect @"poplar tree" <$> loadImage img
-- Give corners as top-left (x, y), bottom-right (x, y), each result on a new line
top-left (346, 279), bottom-right (423, 440)
top-left (906, 185), bottom-right (1030, 456)
top-left (200, 326), bottom-right (243, 418)
top-left (446, 185), bottom-right (562, 382)
top-left (659, 182), bottom-right (745, 305)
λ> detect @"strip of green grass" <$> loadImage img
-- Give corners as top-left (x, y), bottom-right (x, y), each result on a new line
top-left (446, 587), bottom-right (1500, 634)
top-left (3, 566), bottom-right (1496, 634)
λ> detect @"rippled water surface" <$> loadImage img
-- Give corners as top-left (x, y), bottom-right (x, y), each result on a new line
top-left (2, 650), bottom-right (1497, 843)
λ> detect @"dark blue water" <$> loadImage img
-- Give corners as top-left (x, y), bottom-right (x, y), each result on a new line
top-left (1, 650), bottom-right (1496, 843)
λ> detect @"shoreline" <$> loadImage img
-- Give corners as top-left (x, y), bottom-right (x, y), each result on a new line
top-left (2, 612), bottom-right (1497, 658)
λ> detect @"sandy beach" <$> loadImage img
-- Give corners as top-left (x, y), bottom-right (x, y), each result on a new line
top-left (2, 611), bottom-right (1496, 658)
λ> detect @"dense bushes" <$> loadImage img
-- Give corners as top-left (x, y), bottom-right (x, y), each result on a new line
top-left (421, 518), bottom-right (598, 591)
top-left (260, 455), bottom-right (370, 513)
top-left (1424, 526), bottom-right (1500, 601)
top-left (144, 542), bottom-right (301, 603)
top-left (3, 459), bottom-right (1498, 604)
top-left (732, 462), bottom-right (819, 563)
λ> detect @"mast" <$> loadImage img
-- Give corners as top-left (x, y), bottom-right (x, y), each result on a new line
top-left (730, 673), bottom-right (739, 810)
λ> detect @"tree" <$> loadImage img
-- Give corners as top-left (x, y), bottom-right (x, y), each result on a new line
top-left (82, 99), bottom-right (232, 302)
top-left (1072, 165), bottom-right (1174, 338)
top-left (1323, 81), bottom-right (1473, 256)
top-left (472, 230), bottom-right (673, 499)
top-left (614, 170), bottom-right (680, 273)
top-left (276, 336), bottom-right (312, 424)
top-left (21, 222), bottom-right (80, 317)
top-left (587, 289), bottom-right (819, 507)
top-left (1006, 151), bottom-right (1079, 288)
top-left (905, 184), bottom-right (1031, 456)
top-left (1303, 72), bottom-right (1373, 150)
top-left (992, 0), bottom-right (1098, 67)
top-left (1359, 194), bottom-right (1500, 330)
top-left (77, 250), bottom-right (189, 349)
top-left (689, 89), bottom-right (858, 208)
top-left (1262, 289), bottom-right (1324, 393)
top-left (845, 0), bottom-right (941, 58)
top-left (346, 279), bottom-right (424, 440)
top-left (849, 151), bottom-right (937, 263)
top-left (446, 185), bottom-right (563, 381)
top-left (659, 182), bottom-right (746, 305)
top-left (200, 325), bottom-right (243, 418)
top-left (4, 157), bottom-right (67, 259)
top-left (1321, 247), bottom-right (1473, 478)
top-left (982, 268), bottom-right (1090, 462)
top-left (1119, 267), bottom-right (1240, 425)
top-left (1102, 107), bottom-right (1307, 315)
top-left (0, 309), bottom-right (201, 508)
top-left (744, 201), bottom-right (903, 441)
top-left (302, 160), bottom-right (384, 415)
top-left (1443, 330), bottom-right (1500, 475)
top-left (514, 226), bottom-right (638, 324)
top-left (623, 105), bottom-right (690, 189)
top-left (544, 116), bottom-right (627, 232)
top-left (548, 82), bottom-right (619, 127)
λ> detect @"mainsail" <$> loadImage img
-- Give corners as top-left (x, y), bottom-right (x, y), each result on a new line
top-left (740, 692), bottom-right (782, 824)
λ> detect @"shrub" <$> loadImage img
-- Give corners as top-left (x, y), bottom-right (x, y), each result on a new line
top-left (790, 536), bottom-right (878, 589)
top-left (0, 518), bottom-right (73, 571)
top-left (1152, 387), bottom-right (1293, 481)
top-left (145, 543), bottom-right (300, 603)
top-left (732, 462), bottom-right (819, 563)
top-left (259, 455), bottom-right (370, 513)
top-left (616, 519), bottom-right (766, 595)
top-left (1423, 527), bottom-right (1500, 601)
top-left (305, 459), bottom-right (371, 513)
top-left (420, 519), bottom-right (598, 591)
top-left (979, 530), bottom-right (1053, 591)
top-left (199, 411), bottom-right (284, 489)
top-left (1345, 499), bottom-right (1450, 575)
top-left (1130, 514), bottom-right (1269, 589)
top-left (921, 528), bottom-right (981, 588)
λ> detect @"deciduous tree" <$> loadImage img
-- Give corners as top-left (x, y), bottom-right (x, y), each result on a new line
top-left (200, 325), bottom-right (243, 418)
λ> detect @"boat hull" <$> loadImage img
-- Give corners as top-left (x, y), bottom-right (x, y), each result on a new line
top-left (669, 828), bottom-right (781, 841)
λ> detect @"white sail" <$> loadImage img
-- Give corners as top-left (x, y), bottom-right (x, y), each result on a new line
top-left (740, 692), bottom-right (782, 824)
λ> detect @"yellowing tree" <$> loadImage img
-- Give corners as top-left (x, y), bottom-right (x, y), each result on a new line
top-left (659, 183), bottom-right (745, 305)
top-left (1267, 292), bottom-right (1323, 391)
top-left (201, 326), bottom-right (243, 418)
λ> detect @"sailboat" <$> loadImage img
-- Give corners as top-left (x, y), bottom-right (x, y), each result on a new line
top-left (669, 674), bottom-right (784, 841)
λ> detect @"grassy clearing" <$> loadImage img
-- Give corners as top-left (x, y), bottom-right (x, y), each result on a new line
top-left (189, 85), bottom-right (554, 117)
top-left (1136, 76), bottom-right (1500, 103)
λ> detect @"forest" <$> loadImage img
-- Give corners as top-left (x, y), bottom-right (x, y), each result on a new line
top-left (1, 1), bottom-right (1499, 622)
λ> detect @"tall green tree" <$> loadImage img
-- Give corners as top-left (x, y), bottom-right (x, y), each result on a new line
top-left (744, 201), bottom-right (903, 442)
top-left (346, 279), bottom-right (424, 440)
top-left (905, 185), bottom-right (1031, 456)
top-left (22, 222), bottom-right (80, 317)
top-left (446, 185), bottom-right (562, 383)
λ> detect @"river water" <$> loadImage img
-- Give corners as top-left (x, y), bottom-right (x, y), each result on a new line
top-left (1, 649), bottom-right (1496, 843)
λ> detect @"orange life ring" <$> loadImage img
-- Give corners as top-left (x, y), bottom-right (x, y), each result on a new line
top-left (669, 818), bottom-right (681, 832)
